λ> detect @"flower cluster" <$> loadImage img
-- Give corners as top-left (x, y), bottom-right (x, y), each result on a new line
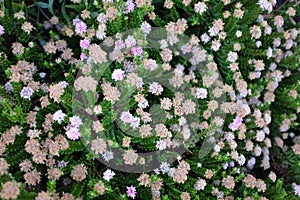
top-left (0, 0), bottom-right (299, 200)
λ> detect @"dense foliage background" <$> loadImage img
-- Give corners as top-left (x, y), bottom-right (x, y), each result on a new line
top-left (0, 0), bottom-right (299, 199)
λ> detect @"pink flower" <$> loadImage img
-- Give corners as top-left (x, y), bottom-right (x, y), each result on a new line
top-left (229, 116), bottom-right (243, 131)
top-left (80, 39), bottom-right (90, 49)
top-left (53, 110), bottom-right (67, 124)
top-left (195, 88), bottom-right (207, 99)
top-left (294, 184), bottom-right (300, 197)
top-left (141, 21), bottom-right (151, 34)
top-left (149, 82), bottom-right (163, 95)
top-left (66, 127), bottom-right (80, 140)
top-left (0, 25), bottom-right (4, 35)
top-left (148, 59), bottom-right (158, 70)
top-left (73, 19), bottom-right (81, 25)
top-left (75, 21), bottom-right (87, 35)
top-left (126, 185), bottom-right (137, 199)
top-left (125, 1), bottom-right (135, 14)
top-left (69, 116), bottom-right (82, 128)
top-left (120, 111), bottom-right (134, 123)
top-left (80, 52), bottom-right (87, 61)
top-left (131, 46), bottom-right (143, 56)
top-left (115, 40), bottom-right (125, 49)
top-left (112, 69), bottom-right (125, 81)
top-left (125, 36), bottom-right (136, 48)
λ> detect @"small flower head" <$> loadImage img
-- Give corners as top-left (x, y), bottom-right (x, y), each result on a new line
top-left (0, 25), bottom-right (5, 35)
top-left (103, 169), bottom-right (115, 181)
top-left (20, 87), bottom-right (34, 99)
top-left (112, 69), bottom-right (125, 81)
top-left (126, 185), bottom-right (137, 199)
top-left (53, 110), bottom-right (67, 124)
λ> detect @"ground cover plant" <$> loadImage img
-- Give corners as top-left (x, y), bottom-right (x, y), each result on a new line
top-left (0, 0), bottom-right (299, 199)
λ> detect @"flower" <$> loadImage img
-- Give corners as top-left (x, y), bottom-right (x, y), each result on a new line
top-left (75, 21), bottom-right (87, 35)
top-left (294, 184), bottom-right (300, 197)
top-left (130, 117), bottom-right (140, 128)
top-left (66, 127), bottom-right (80, 140)
top-left (103, 169), bottom-right (115, 181)
top-left (0, 25), bottom-right (4, 35)
top-left (120, 111), bottom-right (134, 123)
top-left (194, 2), bottom-right (207, 15)
top-left (125, 0), bottom-right (135, 14)
top-left (126, 185), bottom-right (137, 199)
top-left (229, 116), bottom-right (243, 131)
top-left (20, 87), bottom-right (34, 99)
top-left (227, 52), bottom-right (238, 63)
top-left (149, 82), bottom-right (163, 95)
top-left (70, 164), bottom-right (87, 182)
top-left (132, 46), bottom-right (143, 56)
top-left (53, 110), bottom-right (67, 124)
top-left (141, 21), bottom-right (151, 34)
top-left (69, 116), bottom-right (82, 128)
top-left (0, 181), bottom-right (20, 200)
top-left (112, 69), bottom-right (125, 81)
top-left (80, 52), bottom-right (87, 60)
top-left (257, 0), bottom-right (273, 13)
top-left (80, 39), bottom-right (90, 49)
top-left (200, 33), bottom-right (211, 44)
top-left (194, 178), bottom-right (207, 190)
top-left (195, 88), bottom-right (208, 99)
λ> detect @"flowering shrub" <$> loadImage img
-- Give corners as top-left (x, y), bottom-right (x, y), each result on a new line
top-left (0, 0), bottom-right (299, 199)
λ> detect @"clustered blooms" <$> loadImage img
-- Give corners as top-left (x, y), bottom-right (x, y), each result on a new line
top-left (0, 0), bottom-right (299, 199)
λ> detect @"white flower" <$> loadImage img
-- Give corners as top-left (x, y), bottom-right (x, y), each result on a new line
top-left (149, 82), bottom-right (163, 95)
top-left (257, 0), bottom-right (273, 13)
top-left (58, 81), bottom-right (68, 88)
top-left (112, 69), bottom-right (125, 81)
top-left (138, 99), bottom-right (149, 109)
top-left (208, 26), bottom-right (219, 37)
top-left (247, 157), bottom-right (256, 169)
top-left (94, 105), bottom-right (102, 114)
top-left (236, 30), bottom-right (242, 38)
top-left (237, 155), bottom-right (246, 165)
top-left (211, 40), bottom-right (221, 51)
top-left (179, 117), bottom-right (186, 126)
top-left (130, 117), bottom-right (140, 128)
top-left (226, 51), bottom-right (238, 63)
top-left (69, 116), bottom-right (82, 128)
top-left (141, 21), bottom-right (151, 34)
top-left (102, 151), bottom-right (114, 162)
top-left (267, 47), bottom-right (273, 58)
top-left (194, 178), bottom-right (207, 190)
top-left (156, 139), bottom-right (167, 150)
top-left (182, 125), bottom-right (191, 140)
top-left (214, 145), bottom-right (220, 152)
top-left (120, 111), bottom-right (133, 123)
top-left (160, 162), bottom-right (170, 174)
top-left (196, 88), bottom-right (208, 99)
top-left (194, 2), bottom-right (207, 15)
top-left (39, 72), bottom-right (46, 78)
top-left (53, 110), bottom-right (67, 124)
top-left (20, 87), bottom-right (34, 99)
top-left (256, 41), bottom-right (262, 48)
top-left (103, 169), bottom-right (115, 181)
top-left (200, 33), bottom-right (211, 44)
top-left (256, 130), bottom-right (265, 142)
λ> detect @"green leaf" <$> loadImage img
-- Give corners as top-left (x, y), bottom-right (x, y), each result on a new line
top-left (48, 0), bottom-right (54, 15)
top-left (65, 4), bottom-right (82, 12)
top-left (61, 0), bottom-right (70, 23)
top-left (37, 2), bottom-right (48, 9)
